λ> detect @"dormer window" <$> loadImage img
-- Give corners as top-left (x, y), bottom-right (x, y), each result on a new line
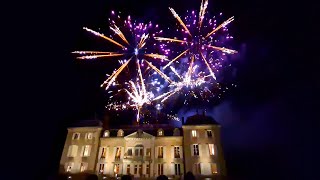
top-left (86, 132), bottom-right (93, 140)
top-left (72, 133), bottom-right (80, 140)
top-left (191, 130), bottom-right (197, 137)
top-left (103, 130), bottom-right (110, 137)
top-left (117, 129), bottom-right (124, 137)
top-left (173, 128), bottom-right (180, 136)
top-left (158, 129), bottom-right (164, 136)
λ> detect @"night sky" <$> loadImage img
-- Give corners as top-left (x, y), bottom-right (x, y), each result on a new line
top-left (9, 0), bottom-right (317, 179)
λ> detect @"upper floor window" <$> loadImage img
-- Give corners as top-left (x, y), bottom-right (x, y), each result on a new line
top-left (158, 146), bottom-right (163, 158)
top-left (127, 148), bottom-right (133, 156)
top-left (80, 162), bottom-right (88, 172)
top-left (208, 144), bottom-right (215, 155)
top-left (65, 162), bottom-right (74, 172)
top-left (67, 145), bottom-right (78, 157)
top-left (103, 130), bottom-right (110, 137)
top-left (82, 145), bottom-right (91, 157)
top-left (72, 133), bottom-right (80, 140)
top-left (194, 163), bottom-right (201, 174)
top-left (134, 144), bottom-right (144, 157)
top-left (98, 163), bottom-right (105, 174)
top-left (86, 132), bottom-right (93, 140)
top-left (100, 147), bottom-right (107, 159)
top-left (117, 129), bottom-right (124, 137)
top-left (206, 130), bottom-right (213, 137)
top-left (115, 147), bottom-right (121, 160)
top-left (146, 148), bottom-right (151, 156)
top-left (174, 146), bottom-right (181, 158)
top-left (191, 130), bottom-right (197, 137)
top-left (192, 144), bottom-right (199, 156)
top-left (158, 129), bottom-right (164, 136)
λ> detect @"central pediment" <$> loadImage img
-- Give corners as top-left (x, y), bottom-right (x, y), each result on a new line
top-left (124, 130), bottom-right (154, 139)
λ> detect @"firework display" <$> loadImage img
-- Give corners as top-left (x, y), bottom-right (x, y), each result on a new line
top-left (154, 0), bottom-right (237, 103)
top-left (73, 0), bottom-right (238, 123)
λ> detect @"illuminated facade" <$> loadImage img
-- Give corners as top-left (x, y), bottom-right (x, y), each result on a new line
top-left (59, 114), bottom-right (226, 179)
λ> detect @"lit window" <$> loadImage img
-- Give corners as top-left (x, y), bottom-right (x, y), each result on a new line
top-left (175, 164), bottom-right (181, 175)
top-left (100, 147), bottom-right (107, 159)
top-left (208, 144), bottom-right (215, 155)
top-left (126, 164), bottom-right (130, 174)
top-left (115, 147), bottom-right (121, 160)
top-left (211, 163), bottom-right (218, 174)
top-left (99, 163), bottom-right (104, 174)
top-left (72, 133), bottom-right (80, 140)
top-left (191, 130), bottom-right (197, 137)
top-left (158, 146), bottom-right (163, 158)
top-left (83, 145), bottom-right (91, 157)
top-left (117, 129), bottom-right (124, 137)
top-left (66, 162), bottom-right (74, 172)
top-left (104, 131), bottom-right (110, 137)
top-left (86, 132), bottom-right (93, 140)
top-left (194, 163), bottom-right (201, 174)
top-left (67, 145), bottom-right (78, 157)
top-left (158, 129), bottom-right (163, 136)
top-left (114, 164), bottom-right (120, 174)
top-left (146, 148), bottom-right (151, 156)
top-left (207, 130), bottom-right (213, 137)
top-left (193, 144), bottom-right (199, 156)
top-left (158, 164), bottom-right (163, 175)
top-left (80, 162), bottom-right (87, 172)
top-left (174, 146), bottom-right (180, 158)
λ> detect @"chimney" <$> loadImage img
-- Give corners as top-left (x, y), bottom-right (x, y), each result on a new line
top-left (203, 109), bottom-right (206, 116)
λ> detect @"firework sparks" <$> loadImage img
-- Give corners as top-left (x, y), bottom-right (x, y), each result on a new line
top-left (73, 12), bottom-right (169, 90)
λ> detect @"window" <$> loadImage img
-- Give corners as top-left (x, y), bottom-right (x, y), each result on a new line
top-left (138, 164), bottom-right (142, 175)
top-left (206, 130), bottom-right (213, 137)
top-left (67, 145), bottom-right (78, 157)
top-left (66, 162), bottom-right (74, 172)
top-left (134, 146), bottom-right (143, 157)
top-left (126, 164), bottom-right (130, 174)
top-left (86, 132), bottom-right (93, 140)
top-left (134, 165), bottom-right (138, 174)
top-left (127, 148), bottom-right (133, 156)
top-left (194, 163), bottom-right (201, 174)
top-left (158, 129), bottom-right (163, 136)
top-left (83, 145), bottom-right (91, 157)
top-left (114, 164), bottom-right (120, 174)
top-left (175, 164), bottom-right (181, 175)
top-left (193, 144), bottom-right (199, 156)
top-left (211, 163), bottom-right (218, 174)
top-left (146, 148), bottom-right (151, 156)
top-left (100, 147), bottom-right (107, 159)
top-left (99, 163), bottom-right (105, 173)
top-left (158, 164), bottom-right (163, 175)
top-left (158, 146), bottom-right (163, 158)
top-left (146, 164), bottom-right (150, 175)
top-left (72, 133), bottom-right (80, 140)
top-left (115, 147), bottom-right (121, 160)
top-left (208, 144), bottom-right (215, 155)
top-left (117, 129), bottom-right (124, 137)
top-left (80, 162), bottom-right (87, 172)
top-left (174, 146), bottom-right (180, 158)
top-left (104, 130), bottom-right (110, 137)
top-left (191, 130), bottom-right (197, 137)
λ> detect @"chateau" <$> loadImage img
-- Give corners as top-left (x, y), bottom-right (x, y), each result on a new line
top-left (59, 113), bottom-right (226, 179)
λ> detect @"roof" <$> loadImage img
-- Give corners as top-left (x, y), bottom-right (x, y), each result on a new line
top-left (101, 125), bottom-right (183, 137)
top-left (184, 113), bottom-right (219, 125)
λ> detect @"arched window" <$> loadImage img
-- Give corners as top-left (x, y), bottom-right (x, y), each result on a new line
top-left (103, 130), bottom-right (110, 137)
top-left (117, 129), bottom-right (124, 137)
top-left (157, 128), bottom-right (164, 136)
